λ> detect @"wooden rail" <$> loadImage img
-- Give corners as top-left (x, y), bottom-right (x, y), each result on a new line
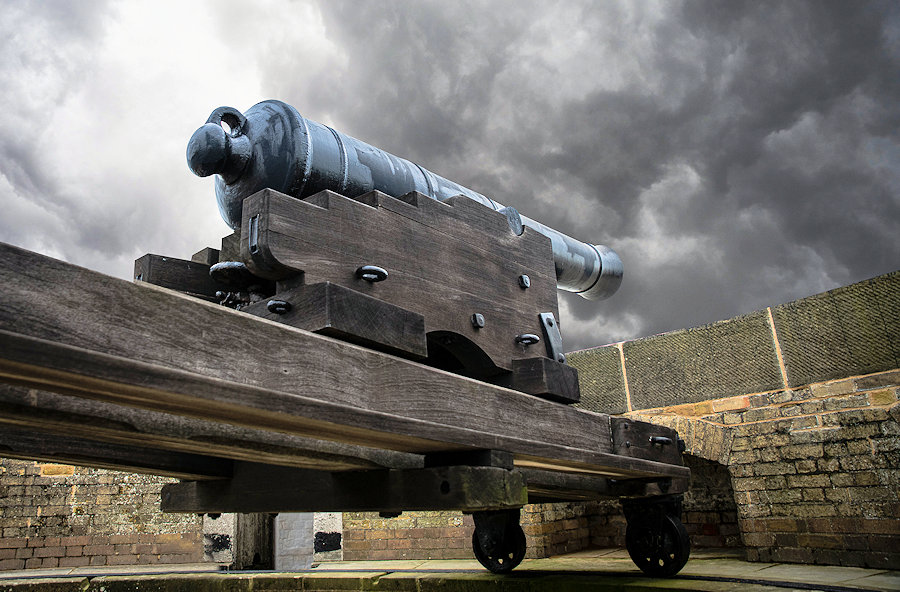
top-left (0, 242), bottom-right (688, 510)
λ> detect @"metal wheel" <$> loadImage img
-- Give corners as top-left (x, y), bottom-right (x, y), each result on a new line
top-left (625, 514), bottom-right (690, 577)
top-left (471, 522), bottom-right (526, 574)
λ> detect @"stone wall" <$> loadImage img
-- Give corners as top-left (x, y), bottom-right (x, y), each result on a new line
top-left (341, 504), bottom-right (597, 561)
top-left (566, 269), bottom-right (900, 569)
top-left (0, 461), bottom-right (201, 570)
top-left (623, 371), bottom-right (899, 569)
top-left (568, 270), bottom-right (899, 413)
top-left (342, 511), bottom-right (473, 561)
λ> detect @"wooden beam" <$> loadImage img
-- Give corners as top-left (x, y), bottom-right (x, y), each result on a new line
top-left (160, 462), bottom-right (528, 513)
top-left (0, 384), bottom-right (422, 471)
top-left (519, 468), bottom-right (689, 503)
top-left (0, 425), bottom-right (232, 481)
top-left (241, 190), bottom-right (560, 372)
top-left (134, 254), bottom-right (226, 301)
top-left (0, 242), bottom-right (688, 481)
top-left (244, 281), bottom-right (428, 359)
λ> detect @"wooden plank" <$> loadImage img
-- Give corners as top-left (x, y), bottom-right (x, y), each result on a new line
top-left (191, 247), bottom-right (220, 266)
top-left (610, 417), bottom-right (684, 466)
top-left (160, 462), bottom-right (528, 513)
top-left (242, 190), bottom-right (560, 371)
top-left (497, 357), bottom-right (581, 404)
top-left (0, 425), bottom-right (232, 480)
top-left (0, 330), bottom-right (686, 479)
top-left (253, 189), bottom-right (558, 311)
top-left (519, 468), bottom-right (689, 503)
top-left (219, 231), bottom-right (241, 262)
top-left (134, 254), bottom-right (226, 301)
top-left (0, 384), bottom-right (422, 471)
top-left (0, 242), bottom-right (687, 480)
top-left (244, 282), bottom-right (428, 359)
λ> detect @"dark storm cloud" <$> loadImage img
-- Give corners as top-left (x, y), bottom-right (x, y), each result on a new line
top-left (270, 0), bottom-right (899, 350)
top-left (0, 0), bottom-right (896, 353)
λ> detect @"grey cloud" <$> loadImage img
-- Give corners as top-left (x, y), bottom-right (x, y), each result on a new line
top-left (280, 0), bottom-right (899, 350)
top-left (1, 0), bottom-right (897, 354)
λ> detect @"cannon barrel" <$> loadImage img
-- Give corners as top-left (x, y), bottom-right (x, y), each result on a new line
top-left (187, 100), bottom-right (622, 300)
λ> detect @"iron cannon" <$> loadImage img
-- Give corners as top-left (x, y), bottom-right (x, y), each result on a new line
top-left (186, 100), bottom-right (623, 301)
top-left (121, 102), bottom-right (690, 577)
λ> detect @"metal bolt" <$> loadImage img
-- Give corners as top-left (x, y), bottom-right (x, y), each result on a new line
top-left (267, 300), bottom-right (292, 314)
top-left (356, 265), bottom-right (388, 282)
top-left (557, 353), bottom-right (566, 363)
top-left (518, 274), bottom-right (531, 289)
top-left (515, 333), bottom-right (540, 346)
top-left (471, 313), bottom-right (485, 329)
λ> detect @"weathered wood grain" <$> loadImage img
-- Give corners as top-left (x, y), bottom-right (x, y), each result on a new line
top-left (0, 384), bottom-right (422, 471)
top-left (244, 282), bottom-right (428, 359)
top-left (241, 190), bottom-right (560, 371)
top-left (160, 462), bottom-right (528, 513)
top-left (133, 254), bottom-right (226, 301)
top-left (497, 357), bottom-right (581, 403)
top-left (610, 417), bottom-right (684, 466)
top-left (191, 247), bottom-right (220, 266)
top-left (219, 231), bottom-right (242, 262)
top-left (520, 468), bottom-right (689, 503)
top-left (0, 241), bottom-right (687, 481)
top-left (0, 425), bottom-right (232, 480)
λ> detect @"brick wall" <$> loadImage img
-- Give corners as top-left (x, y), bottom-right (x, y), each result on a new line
top-left (0, 460), bottom-right (202, 570)
top-left (623, 370), bottom-right (899, 569)
top-left (567, 269), bottom-right (900, 569)
top-left (342, 511), bottom-right (474, 561)
top-left (342, 504), bottom-right (598, 561)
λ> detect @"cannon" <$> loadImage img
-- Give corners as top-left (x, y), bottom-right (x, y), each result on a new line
top-left (186, 100), bottom-right (623, 301)
top-left (170, 101), bottom-right (631, 401)
top-left (120, 102), bottom-right (689, 575)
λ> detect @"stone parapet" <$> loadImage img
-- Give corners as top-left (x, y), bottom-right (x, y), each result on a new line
top-left (0, 460), bottom-right (201, 571)
top-left (566, 270), bottom-right (899, 569)
top-left (568, 270), bottom-right (900, 414)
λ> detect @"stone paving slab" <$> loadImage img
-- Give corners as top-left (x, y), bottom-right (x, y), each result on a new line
top-left (0, 550), bottom-right (897, 592)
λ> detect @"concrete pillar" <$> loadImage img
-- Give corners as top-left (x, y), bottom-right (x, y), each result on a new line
top-left (274, 512), bottom-right (314, 570)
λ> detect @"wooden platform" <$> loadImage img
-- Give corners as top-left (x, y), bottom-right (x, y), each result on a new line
top-left (0, 241), bottom-right (688, 512)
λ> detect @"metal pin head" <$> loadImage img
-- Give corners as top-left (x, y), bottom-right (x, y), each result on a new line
top-left (515, 333), bottom-right (540, 346)
top-left (471, 313), bottom-right (485, 329)
top-left (267, 300), bottom-right (292, 315)
top-left (518, 274), bottom-right (531, 289)
top-left (356, 265), bottom-right (388, 282)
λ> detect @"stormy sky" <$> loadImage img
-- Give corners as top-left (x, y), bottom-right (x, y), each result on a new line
top-left (1, 0), bottom-right (898, 352)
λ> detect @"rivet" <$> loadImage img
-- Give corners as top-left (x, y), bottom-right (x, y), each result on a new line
top-left (267, 300), bottom-right (292, 314)
top-left (356, 265), bottom-right (388, 282)
top-left (471, 313), bottom-right (485, 329)
top-left (518, 274), bottom-right (531, 289)
top-left (515, 333), bottom-right (540, 346)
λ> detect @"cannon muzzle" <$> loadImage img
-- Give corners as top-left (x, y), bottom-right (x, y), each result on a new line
top-left (187, 100), bottom-right (622, 300)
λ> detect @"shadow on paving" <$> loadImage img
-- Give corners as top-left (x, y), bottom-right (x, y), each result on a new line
top-left (1, 548), bottom-right (898, 592)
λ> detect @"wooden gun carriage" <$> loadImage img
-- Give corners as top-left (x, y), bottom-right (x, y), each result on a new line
top-left (0, 101), bottom-right (691, 575)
